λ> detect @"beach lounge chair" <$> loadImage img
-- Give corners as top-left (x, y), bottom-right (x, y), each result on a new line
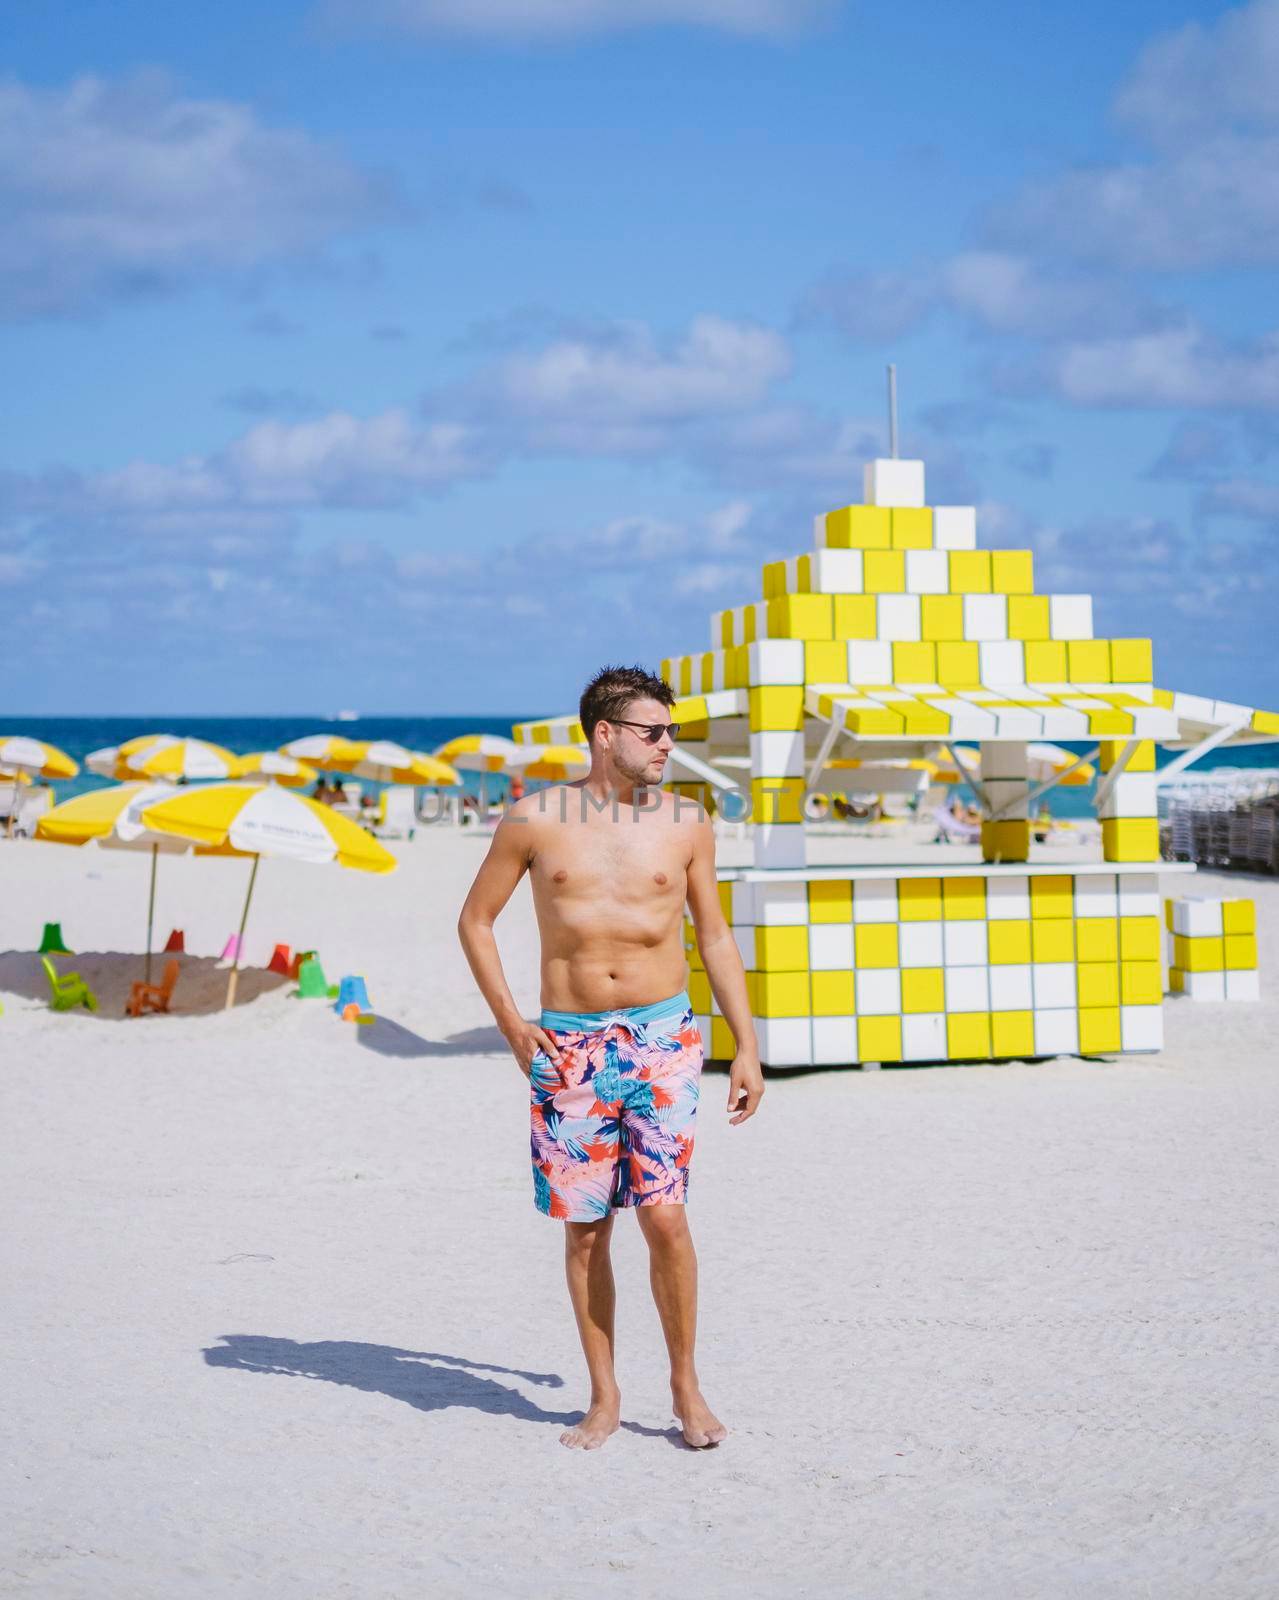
top-left (42, 956), bottom-right (98, 1013)
top-left (127, 958), bottom-right (180, 1018)
top-left (930, 804), bottom-right (982, 845)
top-left (373, 785), bottom-right (417, 840)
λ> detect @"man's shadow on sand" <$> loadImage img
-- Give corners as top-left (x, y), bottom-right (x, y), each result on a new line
top-left (203, 1335), bottom-right (675, 1441)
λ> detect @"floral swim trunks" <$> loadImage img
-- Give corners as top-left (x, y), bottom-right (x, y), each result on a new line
top-left (529, 990), bottom-right (704, 1221)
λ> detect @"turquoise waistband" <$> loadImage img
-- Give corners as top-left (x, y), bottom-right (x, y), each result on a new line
top-left (540, 990), bottom-right (691, 1034)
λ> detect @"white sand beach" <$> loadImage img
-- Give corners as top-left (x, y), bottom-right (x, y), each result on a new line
top-left (3, 827), bottom-right (1277, 1599)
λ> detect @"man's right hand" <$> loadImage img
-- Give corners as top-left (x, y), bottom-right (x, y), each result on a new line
top-left (505, 1022), bottom-right (564, 1078)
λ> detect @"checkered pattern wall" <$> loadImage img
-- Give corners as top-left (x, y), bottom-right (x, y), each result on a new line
top-left (657, 459), bottom-right (1168, 871)
top-left (686, 871), bottom-right (1166, 1068)
top-left (1164, 896), bottom-right (1259, 1002)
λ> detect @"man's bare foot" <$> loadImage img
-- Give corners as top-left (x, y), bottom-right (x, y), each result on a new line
top-left (672, 1386), bottom-right (727, 1448)
top-left (559, 1398), bottom-right (620, 1451)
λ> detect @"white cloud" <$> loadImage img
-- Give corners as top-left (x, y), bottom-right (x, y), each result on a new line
top-left (1115, 0), bottom-right (1279, 145)
top-left (988, 1), bottom-right (1279, 271)
top-left (989, 134), bottom-right (1279, 272)
top-left (800, 251), bottom-right (1160, 343)
top-left (495, 315), bottom-right (791, 423)
top-left (1, 313), bottom-right (818, 556)
top-left (427, 312), bottom-right (804, 467)
top-left (939, 253), bottom-right (1147, 338)
top-left (1047, 324), bottom-right (1279, 410)
top-left (0, 406), bottom-right (491, 553)
top-left (318, 0), bottom-right (835, 41)
top-left (0, 71), bottom-right (396, 318)
top-left (222, 411), bottom-right (483, 506)
top-left (2, 486), bottom-right (785, 710)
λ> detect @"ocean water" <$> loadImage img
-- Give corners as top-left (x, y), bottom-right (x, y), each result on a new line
top-left (5, 719), bottom-right (1276, 816)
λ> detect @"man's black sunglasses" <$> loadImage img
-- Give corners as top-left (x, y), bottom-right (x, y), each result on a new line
top-left (608, 718), bottom-right (682, 744)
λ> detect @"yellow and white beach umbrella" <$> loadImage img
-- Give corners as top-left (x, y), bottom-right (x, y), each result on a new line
top-left (0, 735), bottom-right (79, 836)
top-left (126, 737), bottom-right (243, 782)
top-left (236, 751), bottom-right (319, 788)
top-left (278, 734), bottom-right (364, 769)
top-left (432, 734), bottom-right (524, 806)
top-left (343, 741), bottom-right (460, 786)
top-left (86, 732), bottom-right (178, 778)
top-left (38, 780), bottom-right (183, 849)
top-left (0, 735), bottom-right (78, 781)
top-left (433, 733), bottom-right (523, 773)
top-left (37, 782), bottom-right (187, 981)
top-left (951, 742), bottom-right (1096, 787)
top-left (513, 744), bottom-right (589, 782)
top-left (139, 782), bottom-right (396, 1007)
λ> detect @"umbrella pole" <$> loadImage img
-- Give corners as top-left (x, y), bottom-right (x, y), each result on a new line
top-left (225, 855), bottom-right (260, 1011)
top-left (145, 843), bottom-right (158, 984)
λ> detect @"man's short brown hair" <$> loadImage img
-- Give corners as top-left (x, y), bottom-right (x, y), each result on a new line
top-left (579, 664), bottom-right (675, 744)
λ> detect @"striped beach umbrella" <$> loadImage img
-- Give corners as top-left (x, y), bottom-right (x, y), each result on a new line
top-left (236, 751), bottom-right (319, 788)
top-left (126, 738), bottom-right (242, 782)
top-left (513, 744), bottom-right (589, 782)
top-left (278, 734), bottom-right (365, 769)
top-left (139, 782), bottom-right (396, 1007)
top-left (0, 735), bottom-right (78, 780)
top-left (37, 782), bottom-right (187, 981)
top-left (86, 733), bottom-right (179, 778)
top-left (0, 735), bottom-right (79, 836)
top-left (343, 741), bottom-right (459, 786)
top-left (432, 733), bottom-right (523, 773)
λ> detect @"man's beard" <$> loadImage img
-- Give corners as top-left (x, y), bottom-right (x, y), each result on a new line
top-left (612, 746), bottom-right (656, 788)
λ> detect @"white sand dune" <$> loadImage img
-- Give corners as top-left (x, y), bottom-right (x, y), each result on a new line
top-left (2, 829), bottom-right (1277, 1599)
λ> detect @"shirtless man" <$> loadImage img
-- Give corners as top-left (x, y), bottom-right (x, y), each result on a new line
top-left (457, 664), bottom-right (763, 1451)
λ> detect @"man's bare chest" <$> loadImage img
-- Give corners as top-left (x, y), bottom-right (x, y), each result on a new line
top-left (530, 817), bottom-right (688, 903)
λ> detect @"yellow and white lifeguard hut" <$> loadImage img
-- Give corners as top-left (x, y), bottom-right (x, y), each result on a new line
top-left (513, 425), bottom-right (1278, 1068)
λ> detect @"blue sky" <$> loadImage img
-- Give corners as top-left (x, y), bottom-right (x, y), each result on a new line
top-left (4, 0), bottom-right (1278, 715)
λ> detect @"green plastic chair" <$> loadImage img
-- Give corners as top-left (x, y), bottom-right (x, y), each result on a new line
top-left (42, 956), bottom-right (98, 1013)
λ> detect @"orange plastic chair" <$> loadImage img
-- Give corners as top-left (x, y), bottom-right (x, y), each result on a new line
top-left (127, 958), bottom-right (180, 1018)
